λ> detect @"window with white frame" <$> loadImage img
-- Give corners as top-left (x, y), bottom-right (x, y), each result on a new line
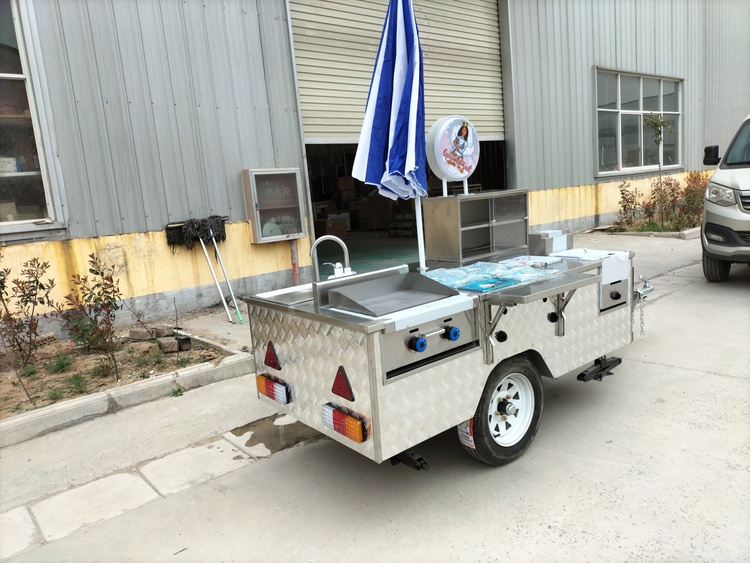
top-left (0, 0), bottom-right (52, 227)
top-left (596, 70), bottom-right (681, 174)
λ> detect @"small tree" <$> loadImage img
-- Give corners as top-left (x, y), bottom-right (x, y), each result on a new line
top-left (0, 255), bottom-right (56, 406)
top-left (51, 254), bottom-right (123, 381)
top-left (644, 114), bottom-right (675, 228)
top-left (615, 181), bottom-right (643, 230)
top-left (0, 255), bottom-right (56, 369)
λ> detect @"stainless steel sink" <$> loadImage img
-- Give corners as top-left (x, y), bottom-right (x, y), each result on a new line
top-left (313, 265), bottom-right (458, 317)
top-left (255, 284), bottom-right (313, 306)
top-left (254, 265), bottom-right (459, 317)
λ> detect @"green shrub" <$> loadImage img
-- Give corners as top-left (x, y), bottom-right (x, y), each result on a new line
top-left (614, 174), bottom-right (705, 232)
top-left (18, 364), bottom-right (38, 378)
top-left (90, 360), bottom-right (113, 379)
top-left (135, 351), bottom-right (164, 367)
top-left (0, 256), bottom-right (56, 370)
top-left (66, 373), bottom-right (87, 394)
top-left (615, 181), bottom-right (643, 229)
top-left (51, 254), bottom-right (122, 381)
top-left (46, 388), bottom-right (63, 401)
top-left (44, 353), bottom-right (74, 373)
top-left (176, 355), bottom-right (193, 368)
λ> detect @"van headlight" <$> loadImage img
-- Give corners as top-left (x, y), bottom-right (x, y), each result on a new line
top-left (705, 182), bottom-right (736, 206)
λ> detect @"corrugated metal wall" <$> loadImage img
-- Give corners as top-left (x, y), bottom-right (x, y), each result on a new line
top-left (701, 0), bottom-right (750, 151)
top-left (501, 0), bottom-right (749, 192)
top-left (289, 0), bottom-right (503, 142)
top-left (26, 0), bottom-right (303, 238)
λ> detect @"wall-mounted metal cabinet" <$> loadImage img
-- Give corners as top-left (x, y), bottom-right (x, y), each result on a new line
top-left (423, 190), bottom-right (528, 265)
top-left (242, 168), bottom-right (308, 244)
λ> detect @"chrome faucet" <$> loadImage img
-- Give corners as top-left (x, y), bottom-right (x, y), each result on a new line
top-left (310, 235), bottom-right (352, 282)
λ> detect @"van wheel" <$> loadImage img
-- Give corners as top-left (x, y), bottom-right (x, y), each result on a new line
top-left (459, 357), bottom-right (543, 466)
top-left (703, 252), bottom-right (731, 282)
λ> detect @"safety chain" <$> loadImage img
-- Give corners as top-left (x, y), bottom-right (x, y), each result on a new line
top-left (639, 295), bottom-right (646, 336)
top-left (634, 275), bottom-right (655, 337)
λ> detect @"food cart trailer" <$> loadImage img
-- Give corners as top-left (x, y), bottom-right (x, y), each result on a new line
top-left (244, 189), bottom-right (653, 468)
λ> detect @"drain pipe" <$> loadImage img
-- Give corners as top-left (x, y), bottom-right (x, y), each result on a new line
top-left (290, 239), bottom-right (300, 286)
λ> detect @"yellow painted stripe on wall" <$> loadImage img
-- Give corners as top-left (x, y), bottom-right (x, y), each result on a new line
top-left (528, 175), bottom-right (684, 226)
top-left (0, 223), bottom-right (312, 303)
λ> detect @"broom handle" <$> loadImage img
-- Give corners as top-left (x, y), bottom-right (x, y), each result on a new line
top-left (199, 238), bottom-right (233, 323)
top-left (209, 229), bottom-right (243, 324)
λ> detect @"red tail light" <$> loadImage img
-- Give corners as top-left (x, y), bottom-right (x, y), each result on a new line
top-left (321, 403), bottom-right (369, 443)
top-left (256, 373), bottom-right (291, 404)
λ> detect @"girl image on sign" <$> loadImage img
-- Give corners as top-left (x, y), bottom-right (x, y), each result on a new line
top-left (451, 122), bottom-right (470, 158)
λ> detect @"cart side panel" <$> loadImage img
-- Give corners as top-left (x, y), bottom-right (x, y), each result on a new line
top-left (249, 305), bottom-right (377, 461)
top-left (489, 282), bottom-right (633, 377)
top-left (377, 349), bottom-right (489, 461)
top-left (374, 281), bottom-right (633, 461)
top-left (492, 284), bottom-right (633, 378)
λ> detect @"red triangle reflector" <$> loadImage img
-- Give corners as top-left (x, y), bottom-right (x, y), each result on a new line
top-left (331, 366), bottom-right (355, 401)
top-left (264, 341), bottom-right (281, 370)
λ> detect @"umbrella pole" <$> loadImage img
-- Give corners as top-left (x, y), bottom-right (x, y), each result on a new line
top-left (415, 195), bottom-right (427, 271)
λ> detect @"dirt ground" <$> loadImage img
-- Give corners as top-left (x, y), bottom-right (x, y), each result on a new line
top-left (0, 334), bottom-right (229, 420)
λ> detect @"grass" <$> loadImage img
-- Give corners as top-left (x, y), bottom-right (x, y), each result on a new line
top-left (18, 364), bottom-right (38, 377)
top-left (46, 388), bottom-right (63, 401)
top-left (135, 351), bottom-right (164, 368)
top-left (175, 355), bottom-right (193, 368)
top-left (44, 353), bottom-right (74, 373)
top-left (171, 386), bottom-right (184, 397)
top-left (66, 373), bottom-right (87, 394)
top-left (90, 360), bottom-right (113, 379)
top-left (634, 221), bottom-right (671, 232)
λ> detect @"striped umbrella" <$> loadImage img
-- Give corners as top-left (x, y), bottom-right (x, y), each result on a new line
top-left (352, 0), bottom-right (428, 269)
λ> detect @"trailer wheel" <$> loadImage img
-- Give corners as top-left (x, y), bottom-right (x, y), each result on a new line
top-left (460, 357), bottom-right (543, 466)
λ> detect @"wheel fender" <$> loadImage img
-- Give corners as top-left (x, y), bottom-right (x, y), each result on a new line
top-left (498, 349), bottom-right (553, 379)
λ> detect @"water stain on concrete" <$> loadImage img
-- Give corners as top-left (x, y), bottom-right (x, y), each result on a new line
top-left (230, 413), bottom-right (324, 454)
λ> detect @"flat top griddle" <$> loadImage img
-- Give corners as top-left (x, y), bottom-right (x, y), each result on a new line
top-left (327, 271), bottom-right (458, 317)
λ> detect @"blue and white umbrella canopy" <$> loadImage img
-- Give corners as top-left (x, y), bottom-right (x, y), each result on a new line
top-left (352, 0), bottom-right (427, 201)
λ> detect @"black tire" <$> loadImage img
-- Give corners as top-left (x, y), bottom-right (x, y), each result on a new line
top-left (703, 252), bottom-right (731, 282)
top-left (459, 356), bottom-right (543, 466)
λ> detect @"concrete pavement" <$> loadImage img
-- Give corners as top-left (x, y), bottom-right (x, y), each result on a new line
top-left (2, 233), bottom-right (749, 561)
top-left (0, 230), bottom-right (706, 447)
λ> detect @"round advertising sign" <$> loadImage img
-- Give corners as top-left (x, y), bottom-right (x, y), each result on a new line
top-left (426, 115), bottom-right (480, 181)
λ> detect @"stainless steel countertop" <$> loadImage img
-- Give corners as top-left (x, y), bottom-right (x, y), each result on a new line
top-left (243, 257), bottom-right (607, 334)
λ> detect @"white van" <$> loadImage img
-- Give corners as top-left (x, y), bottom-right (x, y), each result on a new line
top-left (701, 113), bottom-right (750, 281)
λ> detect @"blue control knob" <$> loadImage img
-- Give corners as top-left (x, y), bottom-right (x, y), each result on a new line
top-left (446, 326), bottom-right (461, 341)
top-left (410, 336), bottom-right (427, 353)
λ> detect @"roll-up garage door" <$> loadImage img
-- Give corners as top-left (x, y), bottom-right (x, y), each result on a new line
top-left (289, 0), bottom-right (503, 143)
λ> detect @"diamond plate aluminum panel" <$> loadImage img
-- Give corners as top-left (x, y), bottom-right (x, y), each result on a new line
top-left (374, 282), bottom-right (632, 461)
top-left (248, 268), bottom-right (634, 464)
top-left (487, 283), bottom-right (633, 376)
top-left (377, 350), bottom-right (490, 460)
top-left (249, 306), bottom-right (377, 460)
